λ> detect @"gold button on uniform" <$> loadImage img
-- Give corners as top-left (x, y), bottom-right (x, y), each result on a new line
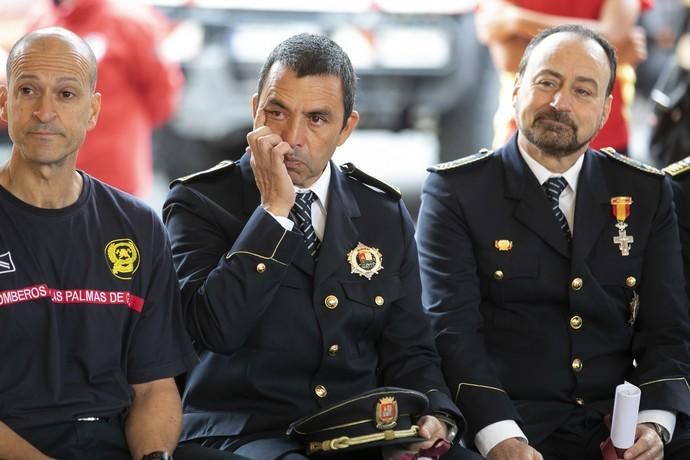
top-left (256, 263), bottom-right (266, 273)
top-left (571, 277), bottom-right (583, 290)
top-left (626, 276), bottom-right (637, 287)
top-left (324, 295), bottom-right (338, 309)
top-left (494, 270), bottom-right (504, 280)
top-left (575, 398), bottom-right (584, 406)
top-left (374, 296), bottom-right (384, 306)
top-left (571, 358), bottom-right (583, 372)
top-left (314, 385), bottom-right (327, 398)
top-left (569, 315), bottom-right (583, 330)
top-left (328, 344), bottom-right (339, 356)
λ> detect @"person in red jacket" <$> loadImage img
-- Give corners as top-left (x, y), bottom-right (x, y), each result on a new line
top-left (29, 0), bottom-right (183, 197)
top-left (476, 0), bottom-right (652, 155)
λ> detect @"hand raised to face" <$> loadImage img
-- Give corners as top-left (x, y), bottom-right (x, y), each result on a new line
top-left (247, 106), bottom-right (295, 217)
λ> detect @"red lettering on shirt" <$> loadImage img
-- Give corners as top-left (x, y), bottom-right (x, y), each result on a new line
top-left (0, 284), bottom-right (145, 312)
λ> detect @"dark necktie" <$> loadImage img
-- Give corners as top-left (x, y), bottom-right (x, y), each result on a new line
top-left (292, 191), bottom-right (320, 257)
top-left (543, 177), bottom-right (571, 239)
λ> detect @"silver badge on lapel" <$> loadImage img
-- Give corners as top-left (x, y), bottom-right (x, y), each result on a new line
top-left (628, 291), bottom-right (640, 326)
top-left (347, 242), bottom-right (383, 280)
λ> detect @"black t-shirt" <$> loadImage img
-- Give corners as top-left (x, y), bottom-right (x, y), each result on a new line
top-left (0, 173), bottom-right (196, 431)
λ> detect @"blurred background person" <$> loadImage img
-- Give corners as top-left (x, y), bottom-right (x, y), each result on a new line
top-left (26, 0), bottom-right (184, 198)
top-left (0, 0), bottom-right (33, 53)
top-left (0, 0), bottom-right (35, 146)
top-left (476, 0), bottom-right (651, 155)
top-left (646, 0), bottom-right (690, 166)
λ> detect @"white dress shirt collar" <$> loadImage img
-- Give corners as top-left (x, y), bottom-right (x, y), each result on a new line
top-left (295, 161), bottom-right (331, 212)
top-left (518, 147), bottom-right (584, 193)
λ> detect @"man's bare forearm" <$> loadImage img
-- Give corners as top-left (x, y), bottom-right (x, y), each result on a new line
top-left (125, 378), bottom-right (182, 460)
top-left (0, 421), bottom-right (52, 460)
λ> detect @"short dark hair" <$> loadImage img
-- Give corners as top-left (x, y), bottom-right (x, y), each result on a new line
top-left (257, 33), bottom-right (356, 128)
top-left (6, 27), bottom-right (98, 92)
top-left (517, 24), bottom-right (617, 96)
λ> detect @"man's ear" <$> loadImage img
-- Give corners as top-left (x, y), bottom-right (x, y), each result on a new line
top-left (87, 92), bottom-right (101, 130)
top-left (251, 93), bottom-right (258, 118)
top-left (511, 73), bottom-right (521, 109)
top-left (599, 94), bottom-right (612, 131)
top-left (337, 110), bottom-right (359, 147)
top-left (0, 86), bottom-right (8, 123)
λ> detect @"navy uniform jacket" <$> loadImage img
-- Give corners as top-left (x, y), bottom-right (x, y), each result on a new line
top-left (416, 136), bottom-right (690, 444)
top-left (163, 153), bottom-right (463, 442)
top-left (664, 157), bottom-right (690, 302)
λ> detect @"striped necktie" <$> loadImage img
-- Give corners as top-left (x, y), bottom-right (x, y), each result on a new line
top-left (292, 191), bottom-right (321, 258)
top-left (543, 177), bottom-right (571, 240)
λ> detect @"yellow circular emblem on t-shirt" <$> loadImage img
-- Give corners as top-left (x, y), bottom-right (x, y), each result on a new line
top-left (105, 239), bottom-right (140, 280)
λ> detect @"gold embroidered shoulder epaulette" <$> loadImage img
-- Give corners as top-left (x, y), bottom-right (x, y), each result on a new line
top-left (600, 147), bottom-right (663, 176)
top-left (339, 162), bottom-right (402, 199)
top-left (662, 157), bottom-right (690, 178)
top-left (427, 149), bottom-right (494, 173)
top-left (170, 160), bottom-right (237, 187)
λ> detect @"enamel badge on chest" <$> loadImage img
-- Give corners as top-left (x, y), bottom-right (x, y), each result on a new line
top-left (347, 242), bottom-right (383, 280)
top-left (611, 196), bottom-right (634, 256)
top-left (494, 240), bottom-right (513, 251)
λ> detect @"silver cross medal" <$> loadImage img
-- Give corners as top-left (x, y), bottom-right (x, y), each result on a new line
top-left (613, 221), bottom-right (634, 256)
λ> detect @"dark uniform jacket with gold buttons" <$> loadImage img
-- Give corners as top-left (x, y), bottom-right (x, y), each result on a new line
top-left (416, 135), bottom-right (690, 445)
top-left (664, 157), bottom-right (690, 302)
top-left (163, 153), bottom-right (463, 442)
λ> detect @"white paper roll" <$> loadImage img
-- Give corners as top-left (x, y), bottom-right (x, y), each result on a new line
top-left (610, 381), bottom-right (641, 449)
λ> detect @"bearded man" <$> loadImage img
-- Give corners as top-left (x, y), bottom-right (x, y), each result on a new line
top-left (416, 24), bottom-right (690, 460)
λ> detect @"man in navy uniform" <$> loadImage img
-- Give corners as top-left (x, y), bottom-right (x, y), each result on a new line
top-left (163, 33), bottom-right (477, 460)
top-left (664, 158), bottom-right (690, 302)
top-left (417, 24), bottom-right (690, 460)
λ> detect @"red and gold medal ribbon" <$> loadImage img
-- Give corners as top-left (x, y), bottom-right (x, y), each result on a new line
top-left (610, 196), bottom-right (633, 222)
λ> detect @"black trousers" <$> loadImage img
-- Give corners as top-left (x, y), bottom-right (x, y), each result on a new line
top-left (182, 436), bottom-right (380, 460)
top-left (17, 417), bottom-right (244, 460)
top-left (533, 410), bottom-right (690, 460)
top-left (175, 443), bottom-right (251, 460)
top-left (18, 417), bottom-right (130, 460)
top-left (182, 435), bottom-right (483, 460)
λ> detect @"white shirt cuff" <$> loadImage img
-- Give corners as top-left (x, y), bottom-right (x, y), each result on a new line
top-left (265, 210), bottom-right (294, 231)
top-left (474, 420), bottom-right (527, 457)
top-left (638, 409), bottom-right (676, 443)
